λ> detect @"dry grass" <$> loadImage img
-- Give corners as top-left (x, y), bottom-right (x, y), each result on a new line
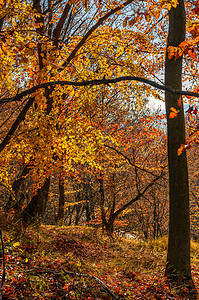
top-left (2, 225), bottom-right (199, 299)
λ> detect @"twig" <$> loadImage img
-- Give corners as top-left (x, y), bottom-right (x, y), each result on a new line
top-left (104, 144), bottom-right (164, 177)
top-left (0, 229), bottom-right (5, 300)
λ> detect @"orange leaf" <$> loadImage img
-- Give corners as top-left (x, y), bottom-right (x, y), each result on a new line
top-left (123, 17), bottom-right (129, 27)
top-left (169, 107), bottom-right (178, 118)
top-left (177, 144), bottom-right (185, 156)
top-left (170, 107), bottom-right (178, 113)
top-left (188, 49), bottom-right (197, 59)
top-left (177, 97), bottom-right (182, 108)
top-left (179, 41), bottom-right (188, 48)
top-left (194, 138), bottom-right (199, 145)
top-left (169, 112), bottom-right (177, 118)
top-left (129, 18), bottom-right (136, 27)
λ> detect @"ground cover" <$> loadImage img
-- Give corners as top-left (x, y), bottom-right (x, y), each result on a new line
top-left (1, 225), bottom-right (198, 299)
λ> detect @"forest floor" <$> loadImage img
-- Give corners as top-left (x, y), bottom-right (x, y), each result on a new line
top-left (1, 225), bottom-right (199, 299)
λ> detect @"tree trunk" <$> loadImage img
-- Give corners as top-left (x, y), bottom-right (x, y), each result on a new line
top-left (56, 175), bottom-right (65, 221)
top-left (165, 1), bottom-right (197, 295)
top-left (19, 177), bottom-right (50, 225)
top-left (83, 180), bottom-right (95, 222)
top-left (75, 204), bottom-right (82, 226)
top-left (84, 200), bottom-right (91, 222)
top-left (5, 165), bottom-right (29, 212)
top-left (98, 174), bottom-right (116, 235)
top-left (98, 176), bottom-right (108, 230)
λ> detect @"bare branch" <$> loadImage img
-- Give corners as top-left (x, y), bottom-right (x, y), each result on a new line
top-left (52, 3), bottom-right (70, 47)
top-left (61, 0), bottom-right (134, 67)
top-left (105, 144), bottom-right (162, 177)
top-left (0, 229), bottom-right (5, 300)
top-left (2, 76), bottom-right (199, 104)
top-left (0, 97), bottom-right (34, 153)
top-left (113, 170), bottom-right (164, 218)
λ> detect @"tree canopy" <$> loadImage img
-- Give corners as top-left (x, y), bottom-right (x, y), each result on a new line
top-left (0, 0), bottom-right (199, 297)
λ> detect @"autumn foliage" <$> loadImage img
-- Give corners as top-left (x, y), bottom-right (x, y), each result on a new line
top-left (0, 0), bottom-right (199, 298)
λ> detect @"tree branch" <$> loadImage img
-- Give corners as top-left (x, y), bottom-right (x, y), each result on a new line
top-left (61, 0), bottom-right (134, 67)
top-left (0, 229), bottom-right (5, 300)
top-left (0, 97), bottom-right (34, 153)
top-left (2, 76), bottom-right (199, 104)
top-left (104, 144), bottom-right (162, 177)
top-left (1, 74), bottom-right (198, 154)
top-left (52, 3), bottom-right (70, 47)
top-left (113, 170), bottom-right (164, 219)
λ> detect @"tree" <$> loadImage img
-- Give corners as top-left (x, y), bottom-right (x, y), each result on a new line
top-left (0, 0), bottom-right (199, 295)
top-left (0, 0), bottom-right (139, 223)
top-left (164, 1), bottom-right (197, 295)
top-left (96, 111), bottom-right (167, 235)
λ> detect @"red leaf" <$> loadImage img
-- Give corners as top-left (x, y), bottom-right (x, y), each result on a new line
top-left (186, 106), bottom-right (193, 114)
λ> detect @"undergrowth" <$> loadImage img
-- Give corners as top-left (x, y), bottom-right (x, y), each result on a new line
top-left (1, 225), bottom-right (198, 299)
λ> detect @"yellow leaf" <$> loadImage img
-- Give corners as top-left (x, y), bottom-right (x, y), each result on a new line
top-left (13, 242), bottom-right (20, 248)
top-left (69, 87), bottom-right (74, 97)
top-left (167, 0), bottom-right (178, 10)
top-left (77, 261), bottom-right (81, 267)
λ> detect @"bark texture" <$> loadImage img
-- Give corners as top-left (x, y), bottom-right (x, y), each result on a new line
top-left (165, 1), bottom-right (197, 295)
